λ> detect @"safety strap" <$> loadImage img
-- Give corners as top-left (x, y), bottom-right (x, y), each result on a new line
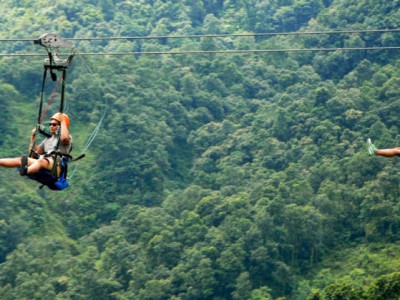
top-left (32, 33), bottom-right (78, 186)
top-left (40, 73), bottom-right (63, 124)
top-left (30, 54), bottom-right (74, 159)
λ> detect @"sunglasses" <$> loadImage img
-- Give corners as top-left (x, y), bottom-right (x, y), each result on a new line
top-left (49, 123), bottom-right (59, 127)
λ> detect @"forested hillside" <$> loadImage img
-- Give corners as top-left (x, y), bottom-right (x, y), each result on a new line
top-left (1, 0), bottom-right (400, 299)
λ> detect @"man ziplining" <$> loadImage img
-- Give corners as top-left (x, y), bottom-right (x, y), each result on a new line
top-left (368, 138), bottom-right (400, 157)
top-left (0, 113), bottom-right (72, 176)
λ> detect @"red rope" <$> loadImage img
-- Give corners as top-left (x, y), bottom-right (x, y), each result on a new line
top-left (40, 74), bottom-right (63, 123)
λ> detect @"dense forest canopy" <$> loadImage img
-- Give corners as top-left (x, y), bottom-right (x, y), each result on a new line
top-left (1, 0), bottom-right (400, 299)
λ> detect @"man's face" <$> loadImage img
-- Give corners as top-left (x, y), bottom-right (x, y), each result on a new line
top-left (49, 119), bottom-right (60, 133)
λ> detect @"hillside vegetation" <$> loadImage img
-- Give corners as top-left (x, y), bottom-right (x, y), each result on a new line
top-left (1, 0), bottom-right (400, 299)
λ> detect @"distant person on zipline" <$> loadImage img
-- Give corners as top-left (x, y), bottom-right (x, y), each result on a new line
top-left (0, 113), bottom-right (72, 175)
top-left (368, 138), bottom-right (400, 157)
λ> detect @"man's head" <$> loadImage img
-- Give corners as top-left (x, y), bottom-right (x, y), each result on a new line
top-left (49, 113), bottom-right (70, 133)
top-left (50, 112), bottom-right (70, 127)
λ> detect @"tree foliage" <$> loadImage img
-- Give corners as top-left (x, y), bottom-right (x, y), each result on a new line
top-left (0, 0), bottom-right (400, 299)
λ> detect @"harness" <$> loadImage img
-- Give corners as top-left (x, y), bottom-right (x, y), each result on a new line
top-left (24, 33), bottom-right (83, 190)
top-left (27, 152), bottom-right (70, 190)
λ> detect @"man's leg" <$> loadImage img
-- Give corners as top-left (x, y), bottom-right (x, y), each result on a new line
top-left (368, 138), bottom-right (400, 157)
top-left (0, 157), bottom-right (23, 168)
top-left (26, 158), bottom-right (50, 174)
top-left (375, 147), bottom-right (400, 157)
top-left (0, 156), bottom-right (52, 177)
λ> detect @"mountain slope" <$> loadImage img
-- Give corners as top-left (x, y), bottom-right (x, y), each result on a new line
top-left (0, 0), bottom-right (400, 299)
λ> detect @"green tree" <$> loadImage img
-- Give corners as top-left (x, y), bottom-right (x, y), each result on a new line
top-left (366, 272), bottom-right (400, 299)
top-left (232, 272), bottom-right (252, 300)
top-left (323, 282), bottom-right (363, 300)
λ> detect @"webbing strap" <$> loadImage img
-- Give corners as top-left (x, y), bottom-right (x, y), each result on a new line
top-left (60, 69), bottom-right (67, 113)
top-left (37, 69), bottom-right (47, 124)
top-left (39, 74), bottom-right (63, 124)
top-left (31, 63), bottom-right (69, 159)
top-left (30, 69), bottom-right (48, 157)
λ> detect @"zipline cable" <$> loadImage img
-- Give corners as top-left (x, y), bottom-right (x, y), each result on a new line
top-left (1, 28), bottom-right (400, 42)
top-left (1, 46), bottom-right (400, 57)
top-left (2, 28), bottom-right (400, 57)
top-left (65, 28), bottom-right (400, 40)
